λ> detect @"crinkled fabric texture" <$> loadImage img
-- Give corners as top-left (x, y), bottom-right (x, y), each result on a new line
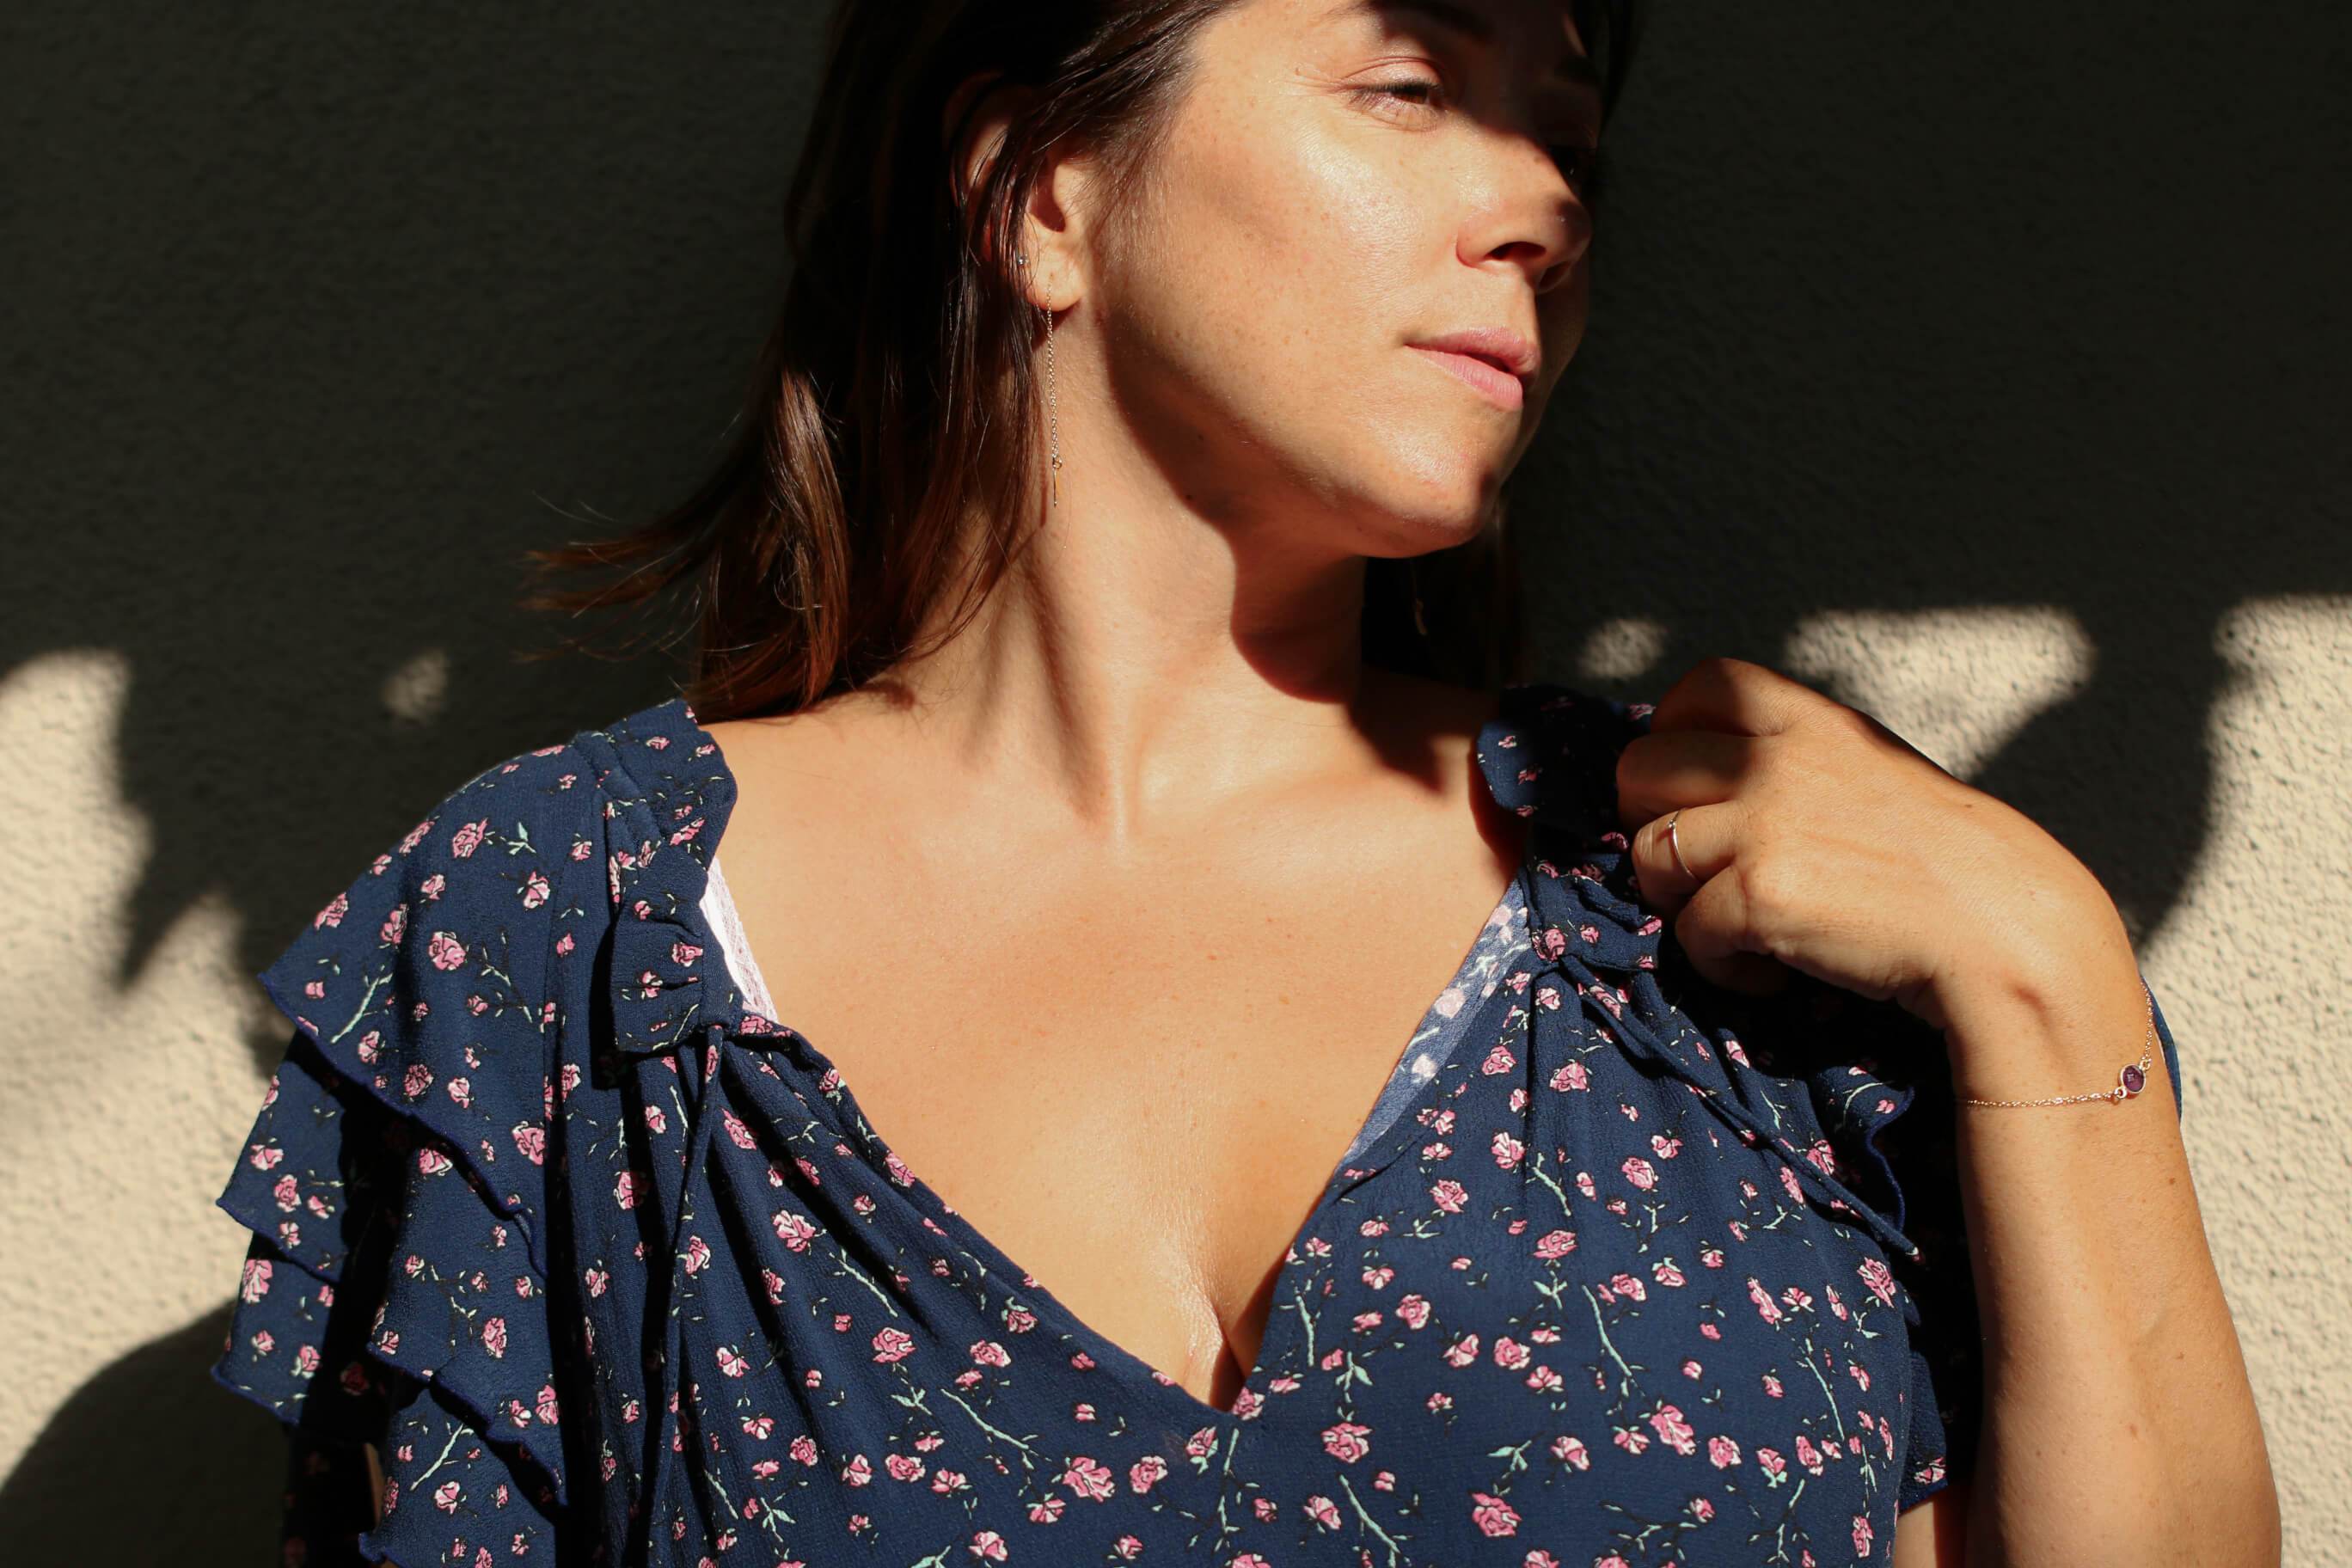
top-left (211, 681), bottom-right (2183, 1567)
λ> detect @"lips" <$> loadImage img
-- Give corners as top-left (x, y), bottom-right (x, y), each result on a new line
top-left (1408, 328), bottom-right (1540, 382)
top-left (1411, 345), bottom-right (1526, 412)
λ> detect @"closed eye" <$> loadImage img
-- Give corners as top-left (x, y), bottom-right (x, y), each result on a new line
top-left (1351, 80), bottom-right (1599, 188)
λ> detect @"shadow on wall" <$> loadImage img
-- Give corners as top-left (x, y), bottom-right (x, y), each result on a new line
top-left (0, 3), bottom-right (2344, 1564)
top-left (0, 1309), bottom-right (285, 1565)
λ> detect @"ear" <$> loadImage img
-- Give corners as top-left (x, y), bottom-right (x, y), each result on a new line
top-left (940, 70), bottom-right (1087, 313)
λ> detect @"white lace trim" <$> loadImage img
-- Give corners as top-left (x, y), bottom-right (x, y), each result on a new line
top-left (699, 853), bottom-right (779, 1021)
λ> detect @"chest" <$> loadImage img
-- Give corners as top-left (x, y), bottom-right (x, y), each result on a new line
top-left (708, 832), bottom-right (1522, 1412)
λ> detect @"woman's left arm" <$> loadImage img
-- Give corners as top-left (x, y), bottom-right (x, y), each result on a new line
top-left (1923, 879), bottom-right (2279, 1567)
top-left (1614, 658), bottom-right (2281, 1568)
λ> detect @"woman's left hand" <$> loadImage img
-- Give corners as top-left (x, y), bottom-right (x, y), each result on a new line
top-left (1614, 656), bottom-right (2124, 1036)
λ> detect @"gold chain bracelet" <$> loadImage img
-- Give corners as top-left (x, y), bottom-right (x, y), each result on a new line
top-left (1955, 977), bottom-right (2158, 1108)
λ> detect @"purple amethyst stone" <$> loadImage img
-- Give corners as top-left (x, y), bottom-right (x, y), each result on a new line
top-left (2120, 1063), bottom-right (2147, 1095)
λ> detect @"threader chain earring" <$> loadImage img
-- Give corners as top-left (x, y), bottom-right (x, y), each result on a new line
top-left (1016, 253), bottom-right (1063, 507)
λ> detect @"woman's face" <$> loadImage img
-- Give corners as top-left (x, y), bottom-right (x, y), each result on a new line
top-left (1077, 0), bottom-right (1601, 559)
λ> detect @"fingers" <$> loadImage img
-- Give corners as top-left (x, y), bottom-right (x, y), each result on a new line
top-left (1614, 728), bottom-right (1763, 825)
top-left (1647, 656), bottom-right (1821, 738)
top-left (1675, 869), bottom-right (1794, 997)
top-left (1627, 798), bottom-right (1730, 913)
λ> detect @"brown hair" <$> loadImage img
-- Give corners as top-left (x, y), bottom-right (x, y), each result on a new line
top-left (520, 0), bottom-right (1644, 722)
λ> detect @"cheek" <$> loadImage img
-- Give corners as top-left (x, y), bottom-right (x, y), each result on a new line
top-left (1094, 92), bottom-right (1523, 528)
top-left (1119, 100), bottom-right (1433, 395)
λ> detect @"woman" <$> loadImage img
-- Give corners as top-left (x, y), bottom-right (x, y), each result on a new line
top-left (210, 2), bottom-right (2278, 1564)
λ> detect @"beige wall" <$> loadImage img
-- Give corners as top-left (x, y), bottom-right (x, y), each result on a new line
top-left (3, 602), bottom-right (2344, 1558)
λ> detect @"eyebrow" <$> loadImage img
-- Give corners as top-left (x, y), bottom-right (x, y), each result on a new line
top-left (1339, 1), bottom-right (1605, 93)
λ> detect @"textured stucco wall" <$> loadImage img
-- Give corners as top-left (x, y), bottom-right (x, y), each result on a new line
top-left (3, 4), bottom-right (2345, 1565)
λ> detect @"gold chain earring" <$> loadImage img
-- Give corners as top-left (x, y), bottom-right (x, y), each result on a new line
top-left (1017, 253), bottom-right (1063, 508)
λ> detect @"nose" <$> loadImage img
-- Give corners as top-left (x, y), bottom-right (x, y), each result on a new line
top-left (1471, 139), bottom-right (1595, 296)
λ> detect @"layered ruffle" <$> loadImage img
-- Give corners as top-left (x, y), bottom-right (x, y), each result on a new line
top-left (212, 742), bottom-right (590, 1561)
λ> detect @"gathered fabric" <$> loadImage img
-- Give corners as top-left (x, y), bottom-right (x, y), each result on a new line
top-left (210, 680), bottom-right (2181, 1566)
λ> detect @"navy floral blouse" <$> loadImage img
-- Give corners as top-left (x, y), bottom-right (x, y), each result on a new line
top-left (210, 680), bottom-right (2182, 1567)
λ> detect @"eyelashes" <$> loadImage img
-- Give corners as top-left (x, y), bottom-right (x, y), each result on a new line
top-left (1351, 80), bottom-right (1599, 187)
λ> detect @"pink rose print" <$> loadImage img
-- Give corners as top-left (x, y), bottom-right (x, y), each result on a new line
top-left (450, 818), bottom-right (487, 858)
top-left (1534, 1228), bottom-right (1577, 1259)
top-left (1747, 1277), bottom-right (1785, 1324)
top-left (1320, 1421), bottom-right (1373, 1462)
top-left (1647, 1402), bottom-right (1697, 1456)
top-left (871, 1326), bottom-right (916, 1363)
top-left (1469, 1491), bottom-right (1520, 1537)
top-left (1621, 1155), bottom-right (1657, 1191)
top-left (1708, 1434), bottom-right (1742, 1468)
top-left (1859, 1254), bottom-right (1899, 1306)
top-left (1059, 1456), bottom-right (1115, 1501)
top-left (427, 929), bottom-right (467, 971)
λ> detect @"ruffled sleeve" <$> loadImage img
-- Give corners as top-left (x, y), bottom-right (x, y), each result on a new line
top-left (209, 738), bottom-right (591, 1566)
top-left (1885, 975), bottom-right (2184, 1514)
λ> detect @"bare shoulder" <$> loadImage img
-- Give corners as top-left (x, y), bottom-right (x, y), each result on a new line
top-left (700, 691), bottom-right (899, 826)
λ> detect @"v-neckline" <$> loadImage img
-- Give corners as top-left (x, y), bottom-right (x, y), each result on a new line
top-left (668, 695), bottom-right (1541, 1433)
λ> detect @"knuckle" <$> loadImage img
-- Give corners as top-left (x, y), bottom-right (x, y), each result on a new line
top-left (1736, 852), bottom-right (1801, 917)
